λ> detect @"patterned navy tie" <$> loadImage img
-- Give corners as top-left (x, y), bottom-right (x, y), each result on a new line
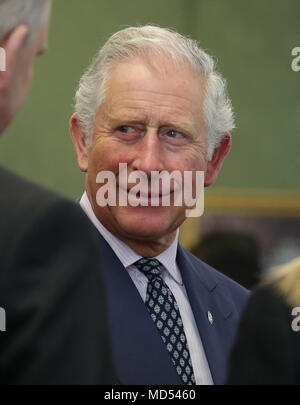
top-left (135, 257), bottom-right (195, 385)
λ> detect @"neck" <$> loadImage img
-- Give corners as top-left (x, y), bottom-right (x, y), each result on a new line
top-left (0, 103), bottom-right (11, 134)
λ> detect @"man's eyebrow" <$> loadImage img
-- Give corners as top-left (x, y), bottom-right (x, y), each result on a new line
top-left (104, 107), bottom-right (200, 136)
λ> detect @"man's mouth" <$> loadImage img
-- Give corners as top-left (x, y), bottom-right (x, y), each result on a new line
top-left (118, 185), bottom-right (174, 206)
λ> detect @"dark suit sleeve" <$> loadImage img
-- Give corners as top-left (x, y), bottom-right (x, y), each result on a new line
top-left (226, 285), bottom-right (297, 385)
top-left (0, 199), bottom-right (114, 384)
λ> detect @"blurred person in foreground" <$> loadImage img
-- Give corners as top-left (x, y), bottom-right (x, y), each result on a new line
top-left (0, 0), bottom-right (114, 384)
top-left (70, 25), bottom-right (249, 385)
top-left (227, 256), bottom-right (300, 384)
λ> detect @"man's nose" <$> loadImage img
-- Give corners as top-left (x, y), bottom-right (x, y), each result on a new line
top-left (132, 130), bottom-right (164, 175)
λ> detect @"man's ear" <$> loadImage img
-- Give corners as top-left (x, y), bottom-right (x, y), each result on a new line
top-left (0, 25), bottom-right (28, 89)
top-left (70, 113), bottom-right (90, 172)
top-left (204, 133), bottom-right (231, 187)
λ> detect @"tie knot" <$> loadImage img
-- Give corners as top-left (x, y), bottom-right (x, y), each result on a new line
top-left (134, 257), bottom-right (161, 281)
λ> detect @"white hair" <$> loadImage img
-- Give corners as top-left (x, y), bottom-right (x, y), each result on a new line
top-left (75, 25), bottom-right (235, 160)
top-left (0, 0), bottom-right (51, 43)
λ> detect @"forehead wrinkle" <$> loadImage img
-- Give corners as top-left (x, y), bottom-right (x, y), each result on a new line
top-left (103, 96), bottom-right (201, 131)
top-left (109, 88), bottom-right (201, 108)
top-left (104, 105), bottom-right (149, 125)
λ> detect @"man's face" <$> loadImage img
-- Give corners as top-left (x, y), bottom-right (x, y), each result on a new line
top-left (12, 21), bottom-right (49, 117)
top-left (74, 56), bottom-right (229, 245)
top-left (0, 19), bottom-right (49, 133)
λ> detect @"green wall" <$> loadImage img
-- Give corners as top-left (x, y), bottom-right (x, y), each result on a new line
top-left (0, 0), bottom-right (299, 198)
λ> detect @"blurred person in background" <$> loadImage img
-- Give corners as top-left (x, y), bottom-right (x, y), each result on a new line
top-left (192, 230), bottom-right (262, 289)
top-left (0, 0), bottom-right (114, 384)
top-left (70, 25), bottom-right (249, 385)
top-left (226, 256), bottom-right (300, 384)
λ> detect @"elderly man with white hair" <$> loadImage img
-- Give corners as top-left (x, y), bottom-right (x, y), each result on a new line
top-left (71, 25), bottom-right (249, 385)
top-left (0, 0), bottom-right (114, 384)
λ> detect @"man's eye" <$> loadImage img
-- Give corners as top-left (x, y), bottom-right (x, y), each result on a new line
top-left (118, 126), bottom-right (135, 134)
top-left (165, 130), bottom-right (183, 138)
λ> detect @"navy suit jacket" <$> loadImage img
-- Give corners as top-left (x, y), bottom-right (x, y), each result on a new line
top-left (98, 233), bottom-right (249, 385)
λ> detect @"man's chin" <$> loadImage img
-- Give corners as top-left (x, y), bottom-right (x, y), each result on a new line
top-left (115, 213), bottom-right (173, 241)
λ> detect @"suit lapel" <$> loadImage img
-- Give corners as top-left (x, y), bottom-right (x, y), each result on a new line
top-left (177, 245), bottom-right (235, 385)
top-left (98, 232), bottom-right (237, 385)
top-left (98, 234), bottom-right (182, 385)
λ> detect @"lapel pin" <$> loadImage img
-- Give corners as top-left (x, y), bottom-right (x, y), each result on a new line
top-left (207, 311), bottom-right (213, 325)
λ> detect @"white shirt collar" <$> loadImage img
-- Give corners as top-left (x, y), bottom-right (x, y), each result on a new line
top-left (80, 191), bottom-right (182, 285)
